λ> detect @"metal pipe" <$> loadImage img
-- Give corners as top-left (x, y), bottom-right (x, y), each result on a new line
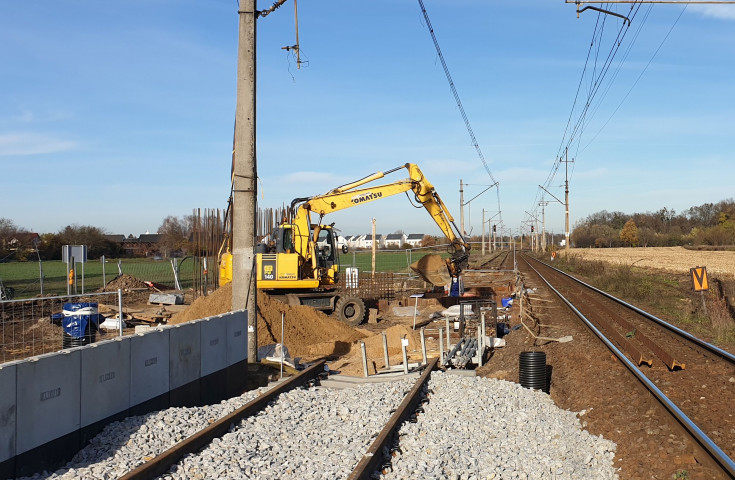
top-left (420, 328), bottom-right (427, 365)
top-left (439, 328), bottom-right (444, 366)
top-left (401, 340), bottom-right (409, 374)
top-left (445, 316), bottom-right (451, 351)
top-left (118, 288), bottom-right (124, 338)
top-left (360, 341), bottom-right (369, 378)
top-left (381, 332), bottom-right (390, 369)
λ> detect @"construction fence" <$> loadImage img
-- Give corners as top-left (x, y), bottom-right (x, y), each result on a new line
top-left (0, 291), bottom-right (124, 364)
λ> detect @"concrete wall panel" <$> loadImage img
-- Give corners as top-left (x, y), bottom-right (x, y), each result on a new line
top-left (199, 316), bottom-right (227, 377)
top-left (0, 361), bottom-right (17, 462)
top-left (226, 310), bottom-right (248, 365)
top-left (16, 350), bottom-right (81, 454)
top-left (169, 323), bottom-right (201, 389)
top-left (130, 328), bottom-right (170, 407)
top-left (80, 337), bottom-right (131, 428)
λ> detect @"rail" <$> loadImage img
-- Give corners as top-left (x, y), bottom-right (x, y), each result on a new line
top-left (521, 255), bottom-right (735, 477)
top-left (119, 360), bottom-right (327, 480)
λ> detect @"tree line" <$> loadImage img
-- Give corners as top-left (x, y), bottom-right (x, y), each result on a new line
top-left (0, 215), bottom-right (197, 261)
top-left (571, 199), bottom-right (735, 248)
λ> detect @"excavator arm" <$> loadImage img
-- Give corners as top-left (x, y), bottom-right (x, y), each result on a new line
top-left (290, 163), bottom-right (470, 283)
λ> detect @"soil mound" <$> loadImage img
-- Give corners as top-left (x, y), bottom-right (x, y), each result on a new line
top-left (168, 284), bottom-right (366, 359)
top-left (98, 274), bottom-right (149, 292)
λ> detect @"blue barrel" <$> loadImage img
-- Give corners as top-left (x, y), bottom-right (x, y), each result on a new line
top-left (62, 302), bottom-right (99, 348)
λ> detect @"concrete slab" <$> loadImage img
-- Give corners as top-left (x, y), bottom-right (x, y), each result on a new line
top-left (199, 315), bottom-right (227, 377)
top-left (80, 337), bottom-right (131, 428)
top-left (16, 350), bottom-right (81, 454)
top-left (0, 361), bottom-right (18, 462)
top-left (130, 328), bottom-right (170, 407)
top-left (169, 322), bottom-right (201, 389)
top-left (226, 310), bottom-right (248, 365)
top-left (445, 369), bottom-right (477, 377)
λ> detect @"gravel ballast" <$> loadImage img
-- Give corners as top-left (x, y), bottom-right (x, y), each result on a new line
top-left (382, 372), bottom-right (618, 479)
top-left (17, 386), bottom-right (270, 480)
top-left (164, 378), bottom-right (415, 479)
top-left (17, 371), bottom-right (618, 479)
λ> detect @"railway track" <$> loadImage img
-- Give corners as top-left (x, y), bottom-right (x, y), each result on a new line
top-left (116, 359), bottom-right (438, 480)
top-left (521, 254), bottom-right (735, 478)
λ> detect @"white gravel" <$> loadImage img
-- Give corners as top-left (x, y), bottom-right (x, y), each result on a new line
top-left (162, 379), bottom-right (415, 479)
top-left (382, 372), bottom-right (618, 479)
top-left (17, 386), bottom-right (270, 480)
top-left (17, 371), bottom-right (618, 479)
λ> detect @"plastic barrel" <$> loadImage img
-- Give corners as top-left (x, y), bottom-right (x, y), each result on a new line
top-left (62, 323), bottom-right (96, 349)
top-left (519, 351), bottom-right (547, 392)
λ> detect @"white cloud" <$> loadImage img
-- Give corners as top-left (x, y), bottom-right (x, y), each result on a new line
top-left (689, 5), bottom-right (735, 20)
top-left (0, 132), bottom-right (77, 156)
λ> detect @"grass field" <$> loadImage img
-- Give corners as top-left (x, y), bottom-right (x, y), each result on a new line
top-left (0, 250), bottom-right (448, 299)
top-left (0, 258), bottom-right (198, 299)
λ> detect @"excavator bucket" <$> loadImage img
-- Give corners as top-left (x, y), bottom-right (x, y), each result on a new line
top-left (410, 254), bottom-right (451, 286)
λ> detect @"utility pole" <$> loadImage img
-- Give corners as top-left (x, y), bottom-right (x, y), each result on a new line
top-left (459, 179), bottom-right (465, 235)
top-left (371, 218), bottom-right (376, 276)
top-left (539, 201), bottom-right (549, 252)
top-left (481, 209), bottom-right (486, 255)
top-left (233, 0), bottom-right (258, 364)
top-left (562, 149), bottom-right (574, 253)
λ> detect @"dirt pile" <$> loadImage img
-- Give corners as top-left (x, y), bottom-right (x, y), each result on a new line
top-left (168, 284), bottom-right (367, 359)
top-left (99, 274), bottom-right (149, 292)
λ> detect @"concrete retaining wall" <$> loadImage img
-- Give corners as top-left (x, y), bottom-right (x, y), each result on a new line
top-left (0, 310), bottom-right (248, 478)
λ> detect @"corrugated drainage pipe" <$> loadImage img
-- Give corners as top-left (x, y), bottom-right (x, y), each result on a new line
top-left (519, 351), bottom-right (547, 392)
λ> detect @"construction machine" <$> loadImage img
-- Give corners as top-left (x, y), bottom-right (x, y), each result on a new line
top-left (221, 163), bottom-right (469, 325)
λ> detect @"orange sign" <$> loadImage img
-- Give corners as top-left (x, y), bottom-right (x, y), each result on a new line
top-left (690, 266), bottom-right (709, 292)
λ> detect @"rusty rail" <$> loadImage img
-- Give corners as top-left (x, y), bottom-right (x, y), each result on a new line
top-left (119, 360), bottom-right (326, 480)
top-left (348, 358), bottom-right (438, 479)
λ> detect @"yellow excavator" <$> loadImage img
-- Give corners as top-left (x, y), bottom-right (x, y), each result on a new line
top-left (221, 163), bottom-right (469, 325)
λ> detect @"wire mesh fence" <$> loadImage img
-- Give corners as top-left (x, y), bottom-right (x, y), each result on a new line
top-left (0, 258), bottom-right (199, 299)
top-left (338, 245), bottom-right (453, 276)
top-left (0, 291), bottom-right (123, 364)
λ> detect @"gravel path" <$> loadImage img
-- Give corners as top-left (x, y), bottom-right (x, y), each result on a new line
top-left (163, 379), bottom-right (415, 479)
top-left (18, 372), bottom-right (618, 479)
top-left (382, 372), bottom-right (618, 479)
top-left (17, 387), bottom-right (270, 480)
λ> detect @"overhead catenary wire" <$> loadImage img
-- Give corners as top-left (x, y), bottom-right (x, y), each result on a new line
top-left (417, 0), bottom-right (503, 228)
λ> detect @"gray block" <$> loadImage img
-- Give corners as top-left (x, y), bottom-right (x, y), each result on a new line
top-left (16, 350), bottom-right (82, 454)
top-left (148, 293), bottom-right (184, 305)
top-left (130, 328), bottom-right (170, 406)
top-left (0, 361), bottom-right (18, 462)
top-left (226, 310), bottom-right (248, 365)
top-left (80, 337), bottom-right (131, 428)
top-left (199, 316), bottom-right (227, 376)
top-left (169, 323), bottom-right (201, 389)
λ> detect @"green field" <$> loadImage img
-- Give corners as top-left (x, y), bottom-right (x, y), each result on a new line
top-left (0, 249), bottom-right (448, 299)
top-left (0, 258), bottom-right (198, 299)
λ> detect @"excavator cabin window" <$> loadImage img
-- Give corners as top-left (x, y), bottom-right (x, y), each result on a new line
top-left (274, 227), bottom-right (294, 254)
top-left (316, 228), bottom-right (336, 268)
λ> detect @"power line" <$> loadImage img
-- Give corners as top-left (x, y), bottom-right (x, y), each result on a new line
top-left (417, 0), bottom-right (502, 225)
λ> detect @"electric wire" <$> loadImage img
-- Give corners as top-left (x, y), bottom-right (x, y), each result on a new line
top-left (416, 0), bottom-right (503, 228)
top-left (579, 5), bottom-right (688, 154)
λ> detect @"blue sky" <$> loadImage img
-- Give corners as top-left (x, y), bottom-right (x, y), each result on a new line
top-left (1, 1), bottom-right (733, 240)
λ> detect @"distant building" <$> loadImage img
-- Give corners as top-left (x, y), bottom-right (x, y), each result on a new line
top-left (384, 233), bottom-right (407, 248)
top-left (405, 233), bottom-right (425, 247)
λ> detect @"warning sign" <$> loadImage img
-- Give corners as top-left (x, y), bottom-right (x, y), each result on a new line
top-left (690, 266), bottom-right (709, 292)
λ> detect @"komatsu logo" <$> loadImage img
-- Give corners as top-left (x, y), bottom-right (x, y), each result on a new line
top-left (351, 191), bottom-right (382, 205)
